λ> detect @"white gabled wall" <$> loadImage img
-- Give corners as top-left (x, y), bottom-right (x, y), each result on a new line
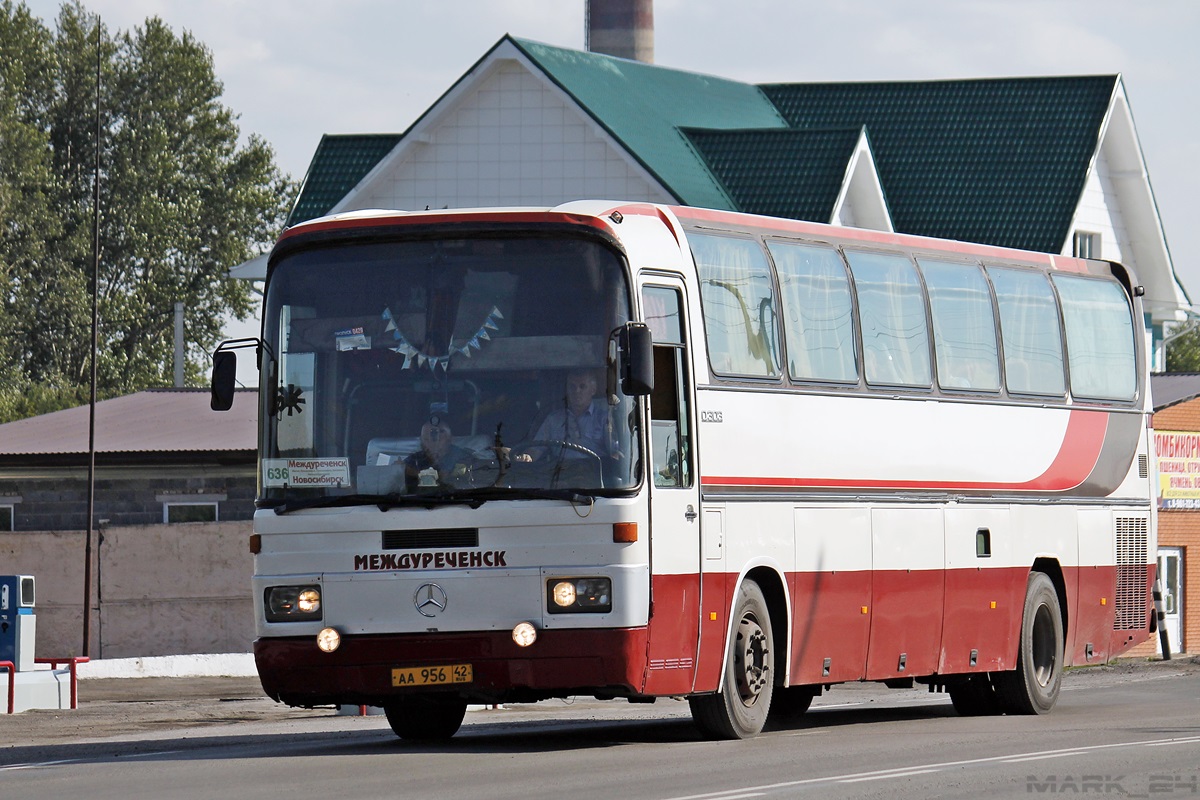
top-left (346, 59), bottom-right (673, 213)
top-left (831, 131), bottom-right (893, 232)
top-left (1069, 148), bottom-right (1129, 268)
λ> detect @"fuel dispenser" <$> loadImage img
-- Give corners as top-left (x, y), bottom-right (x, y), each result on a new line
top-left (0, 575), bottom-right (36, 671)
top-left (1, 575), bottom-right (83, 713)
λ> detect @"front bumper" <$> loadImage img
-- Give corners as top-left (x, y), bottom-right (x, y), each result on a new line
top-left (255, 627), bottom-right (650, 706)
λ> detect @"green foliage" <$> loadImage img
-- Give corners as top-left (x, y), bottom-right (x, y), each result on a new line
top-left (0, 1), bottom-right (294, 422)
top-left (1166, 323), bottom-right (1200, 373)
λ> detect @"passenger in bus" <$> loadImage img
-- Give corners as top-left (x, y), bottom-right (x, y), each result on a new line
top-left (403, 416), bottom-right (471, 491)
top-left (515, 368), bottom-right (614, 461)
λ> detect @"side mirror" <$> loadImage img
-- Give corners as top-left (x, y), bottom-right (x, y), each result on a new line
top-left (210, 350), bottom-right (238, 411)
top-left (620, 322), bottom-right (654, 396)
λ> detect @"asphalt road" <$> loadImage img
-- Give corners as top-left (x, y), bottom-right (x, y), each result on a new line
top-left (1, 657), bottom-right (1198, 799)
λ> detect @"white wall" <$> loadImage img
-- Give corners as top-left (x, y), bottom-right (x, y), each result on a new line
top-left (351, 60), bottom-right (674, 212)
top-left (1070, 148), bottom-right (1131, 270)
top-left (2, 521), bottom-right (254, 659)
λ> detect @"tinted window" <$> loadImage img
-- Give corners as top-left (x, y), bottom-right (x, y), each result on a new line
top-left (920, 260), bottom-right (1000, 392)
top-left (690, 234), bottom-right (781, 378)
top-left (1052, 274), bottom-right (1136, 401)
top-left (846, 250), bottom-right (931, 387)
top-left (987, 267), bottom-right (1065, 396)
top-left (770, 241), bottom-right (858, 382)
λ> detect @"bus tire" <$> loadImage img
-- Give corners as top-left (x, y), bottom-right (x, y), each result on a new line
top-left (384, 694), bottom-right (468, 740)
top-left (947, 675), bottom-right (1002, 716)
top-left (688, 580), bottom-right (774, 739)
top-left (996, 571), bottom-right (1063, 715)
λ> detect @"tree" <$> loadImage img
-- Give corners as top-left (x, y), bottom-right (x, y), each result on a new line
top-left (0, 1), bottom-right (294, 421)
top-left (1165, 322), bottom-right (1200, 373)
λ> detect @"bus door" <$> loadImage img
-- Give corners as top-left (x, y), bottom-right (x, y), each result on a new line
top-left (1157, 547), bottom-right (1183, 656)
top-left (640, 281), bottom-right (701, 695)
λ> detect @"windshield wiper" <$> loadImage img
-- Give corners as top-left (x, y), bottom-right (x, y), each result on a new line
top-left (271, 492), bottom-right (487, 515)
top-left (270, 487), bottom-right (601, 515)
top-left (456, 487), bottom-right (599, 504)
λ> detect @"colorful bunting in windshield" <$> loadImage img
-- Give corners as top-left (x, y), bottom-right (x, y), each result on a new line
top-left (382, 306), bottom-right (504, 371)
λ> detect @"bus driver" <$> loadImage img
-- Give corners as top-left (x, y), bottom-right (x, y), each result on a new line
top-left (516, 369), bottom-right (614, 461)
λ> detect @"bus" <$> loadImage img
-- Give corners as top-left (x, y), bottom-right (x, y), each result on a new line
top-left (211, 200), bottom-right (1156, 740)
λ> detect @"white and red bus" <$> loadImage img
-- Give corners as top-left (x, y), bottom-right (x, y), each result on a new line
top-left (212, 201), bottom-right (1156, 740)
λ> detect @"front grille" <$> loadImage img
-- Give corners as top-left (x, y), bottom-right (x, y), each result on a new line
top-left (1113, 516), bottom-right (1148, 630)
top-left (382, 528), bottom-right (479, 550)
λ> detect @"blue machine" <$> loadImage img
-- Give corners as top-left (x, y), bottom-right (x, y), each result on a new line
top-left (0, 575), bottom-right (36, 671)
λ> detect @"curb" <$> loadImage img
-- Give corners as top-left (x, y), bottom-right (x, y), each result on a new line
top-left (76, 653), bottom-right (257, 680)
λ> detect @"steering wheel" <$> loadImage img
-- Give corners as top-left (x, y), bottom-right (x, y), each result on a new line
top-left (517, 439), bottom-right (602, 463)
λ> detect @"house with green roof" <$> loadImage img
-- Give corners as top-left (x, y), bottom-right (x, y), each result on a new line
top-left (266, 34), bottom-right (1188, 369)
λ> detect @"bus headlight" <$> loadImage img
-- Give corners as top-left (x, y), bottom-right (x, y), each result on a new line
top-left (547, 577), bottom-right (612, 614)
top-left (265, 585), bottom-right (322, 622)
top-left (512, 621), bottom-right (538, 647)
top-left (316, 627), bottom-right (341, 653)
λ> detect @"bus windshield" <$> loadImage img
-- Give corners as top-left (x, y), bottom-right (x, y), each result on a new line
top-left (260, 234), bottom-right (640, 505)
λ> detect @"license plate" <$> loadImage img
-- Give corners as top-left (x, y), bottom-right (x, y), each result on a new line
top-left (392, 663), bottom-right (473, 687)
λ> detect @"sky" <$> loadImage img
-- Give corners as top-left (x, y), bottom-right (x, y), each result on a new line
top-left (17, 0), bottom-right (1200, 345)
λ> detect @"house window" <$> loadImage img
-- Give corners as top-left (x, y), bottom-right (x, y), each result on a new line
top-left (1073, 231), bottom-right (1101, 259)
top-left (157, 492), bottom-right (225, 524)
top-left (164, 503), bottom-right (219, 523)
top-left (0, 505), bottom-right (12, 531)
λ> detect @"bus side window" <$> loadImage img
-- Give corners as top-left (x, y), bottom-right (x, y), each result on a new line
top-left (1051, 274), bottom-right (1136, 402)
top-left (988, 267), bottom-right (1066, 396)
top-left (919, 259), bottom-right (1000, 392)
top-left (845, 250), bottom-right (932, 388)
top-left (651, 346), bottom-right (684, 486)
top-left (643, 286), bottom-right (692, 488)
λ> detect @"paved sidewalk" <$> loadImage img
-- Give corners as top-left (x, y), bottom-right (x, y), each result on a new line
top-left (0, 676), bottom-right (335, 748)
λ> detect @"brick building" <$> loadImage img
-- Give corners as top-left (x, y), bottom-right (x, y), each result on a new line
top-left (0, 389), bottom-right (257, 531)
top-left (1127, 374), bottom-right (1200, 657)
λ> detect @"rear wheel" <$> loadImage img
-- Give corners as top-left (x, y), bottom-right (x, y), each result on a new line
top-left (996, 572), bottom-right (1063, 714)
top-left (689, 580), bottom-right (774, 739)
top-left (384, 694), bottom-right (468, 740)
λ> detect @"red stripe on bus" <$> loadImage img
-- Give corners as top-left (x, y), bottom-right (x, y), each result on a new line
top-left (702, 409), bottom-right (1108, 493)
top-left (672, 206), bottom-right (1073, 267)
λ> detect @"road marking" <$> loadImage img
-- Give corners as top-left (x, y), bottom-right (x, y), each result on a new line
top-left (1001, 752), bottom-right (1086, 763)
top-left (660, 735), bottom-right (1200, 800)
top-left (0, 749), bottom-right (183, 772)
top-left (1146, 736), bottom-right (1200, 747)
top-left (839, 769), bottom-right (940, 783)
top-left (0, 759), bottom-right (84, 772)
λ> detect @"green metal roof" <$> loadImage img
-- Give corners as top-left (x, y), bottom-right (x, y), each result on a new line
top-left (761, 76), bottom-right (1117, 251)
top-left (286, 37), bottom-right (1118, 256)
top-left (510, 37), bottom-right (787, 209)
top-left (287, 134), bottom-right (402, 226)
top-left (682, 127), bottom-right (864, 223)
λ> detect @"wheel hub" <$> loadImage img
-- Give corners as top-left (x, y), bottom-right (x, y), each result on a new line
top-left (734, 616), bottom-right (769, 704)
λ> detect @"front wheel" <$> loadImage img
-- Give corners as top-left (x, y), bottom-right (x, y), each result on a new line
top-left (996, 572), bottom-right (1064, 714)
top-left (384, 694), bottom-right (468, 740)
top-left (689, 580), bottom-right (774, 739)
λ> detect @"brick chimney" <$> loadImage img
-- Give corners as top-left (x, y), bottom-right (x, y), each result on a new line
top-left (586, 0), bottom-right (654, 63)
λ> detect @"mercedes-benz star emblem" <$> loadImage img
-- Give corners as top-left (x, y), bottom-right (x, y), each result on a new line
top-left (414, 583), bottom-right (448, 617)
